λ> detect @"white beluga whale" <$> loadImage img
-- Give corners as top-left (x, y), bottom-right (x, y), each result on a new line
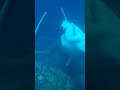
top-left (60, 7), bottom-right (85, 66)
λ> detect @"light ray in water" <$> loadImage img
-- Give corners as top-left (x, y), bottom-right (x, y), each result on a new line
top-left (60, 7), bottom-right (67, 21)
top-left (66, 56), bottom-right (71, 66)
top-left (35, 12), bottom-right (47, 36)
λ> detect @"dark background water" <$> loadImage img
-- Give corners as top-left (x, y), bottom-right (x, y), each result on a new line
top-left (35, 0), bottom-right (85, 51)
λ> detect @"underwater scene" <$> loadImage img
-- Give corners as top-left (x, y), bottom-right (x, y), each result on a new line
top-left (35, 0), bottom-right (85, 90)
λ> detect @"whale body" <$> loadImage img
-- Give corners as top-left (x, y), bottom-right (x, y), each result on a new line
top-left (61, 20), bottom-right (85, 55)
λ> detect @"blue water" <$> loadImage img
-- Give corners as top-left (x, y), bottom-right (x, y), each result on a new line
top-left (35, 0), bottom-right (85, 90)
top-left (35, 0), bottom-right (84, 51)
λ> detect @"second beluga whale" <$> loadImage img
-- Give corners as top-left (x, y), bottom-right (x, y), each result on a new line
top-left (60, 7), bottom-right (85, 66)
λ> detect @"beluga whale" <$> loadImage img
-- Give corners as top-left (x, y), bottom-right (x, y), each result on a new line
top-left (60, 7), bottom-right (85, 66)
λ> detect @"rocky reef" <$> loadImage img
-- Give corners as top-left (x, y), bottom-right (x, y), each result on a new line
top-left (35, 63), bottom-right (75, 90)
